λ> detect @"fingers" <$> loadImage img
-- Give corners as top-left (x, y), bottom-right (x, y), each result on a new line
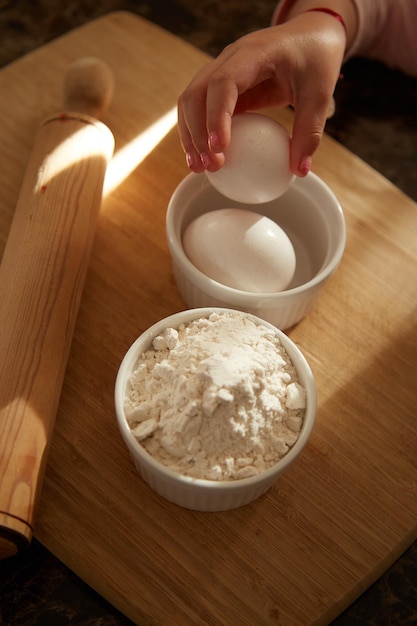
top-left (177, 96), bottom-right (206, 173)
top-left (178, 32), bottom-right (278, 173)
top-left (178, 53), bottom-right (239, 173)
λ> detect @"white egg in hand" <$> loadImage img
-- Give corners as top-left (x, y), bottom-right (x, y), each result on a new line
top-left (206, 113), bottom-right (295, 204)
top-left (183, 208), bottom-right (296, 293)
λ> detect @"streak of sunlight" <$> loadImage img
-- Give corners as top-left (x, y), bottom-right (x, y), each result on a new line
top-left (103, 107), bottom-right (178, 197)
top-left (34, 124), bottom-right (112, 193)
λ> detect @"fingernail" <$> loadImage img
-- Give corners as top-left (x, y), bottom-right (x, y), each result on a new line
top-left (186, 152), bottom-right (194, 169)
top-left (299, 156), bottom-right (312, 177)
top-left (200, 152), bottom-right (211, 169)
top-left (208, 131), bottom-right (220, 152)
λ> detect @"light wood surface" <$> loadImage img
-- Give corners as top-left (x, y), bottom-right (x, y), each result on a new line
top-left (0, 12), bottom-right (416, 625)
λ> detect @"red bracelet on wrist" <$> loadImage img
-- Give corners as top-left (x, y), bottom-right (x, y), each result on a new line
top-left (303, 7), bottom-right (347, 35)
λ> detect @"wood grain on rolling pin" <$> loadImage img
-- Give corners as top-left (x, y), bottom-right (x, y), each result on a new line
top-left (0, 58), bottom-right (114, 559)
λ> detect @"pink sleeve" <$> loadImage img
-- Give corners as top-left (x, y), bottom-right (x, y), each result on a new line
top-left (272, 0), bottom-right (417, 77)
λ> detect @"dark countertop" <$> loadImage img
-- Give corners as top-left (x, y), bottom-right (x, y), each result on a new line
top-left (1, 2), bottom-right (416, 625)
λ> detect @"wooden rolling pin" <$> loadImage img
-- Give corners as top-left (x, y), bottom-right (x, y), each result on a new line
top-left (0, 57), bottom-right (115, 559)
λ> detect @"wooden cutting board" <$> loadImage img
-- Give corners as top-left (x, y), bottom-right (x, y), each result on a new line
top-left (1, 12), bottom-right (416, 626)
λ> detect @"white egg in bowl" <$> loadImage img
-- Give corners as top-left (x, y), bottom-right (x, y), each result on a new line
top-left (183, 207), bottom-right (296, 293)
top-left (166, 171), bottom-right (346, 330)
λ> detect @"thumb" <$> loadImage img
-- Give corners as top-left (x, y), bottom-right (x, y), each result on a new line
top-left (289, 94), bottom-right (331, 177)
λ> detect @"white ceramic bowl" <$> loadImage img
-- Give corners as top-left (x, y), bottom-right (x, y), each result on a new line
top-left (115, 308), bottom-right (316, 511)
top-left (166, 172), bottom-right (346, 329)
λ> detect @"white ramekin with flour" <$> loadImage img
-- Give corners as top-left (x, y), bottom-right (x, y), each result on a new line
top-left (115, 308), bottom-right (316, 511)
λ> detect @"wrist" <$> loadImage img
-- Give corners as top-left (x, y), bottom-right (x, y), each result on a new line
top-left (303, 8), bottom-right (346, 35)
top-left (274, 0), bottom-right (358, 55)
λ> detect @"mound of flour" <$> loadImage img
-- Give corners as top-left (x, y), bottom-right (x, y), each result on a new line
top-left (124, 311), bottom-right (306, 481)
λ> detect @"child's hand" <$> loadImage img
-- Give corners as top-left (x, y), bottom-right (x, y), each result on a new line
top-left (177, 13), bottom-right (346, 177)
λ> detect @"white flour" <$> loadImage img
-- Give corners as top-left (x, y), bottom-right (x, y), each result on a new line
top-left (124, 311), bottom-right (306, 481)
